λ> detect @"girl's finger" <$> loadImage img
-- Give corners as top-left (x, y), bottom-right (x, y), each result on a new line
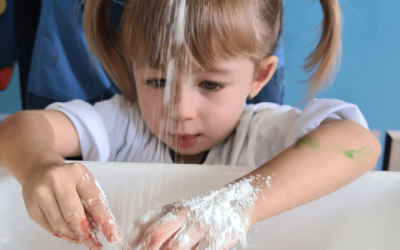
top-left (27, 205), bottom-right (56, 235)
top-left (193, 240), bottom-right (210, 250)
top-left (195, 237), bottom-right (239, 250)
top-left (163, 220), bottom-right (204, 250)
top-left (25, 187), bottom-right (79, 243)
top-left (39, 191), bottom-right (80, 243)
top-left (139, 209), bottom-right (187, 250)
top-left (130, 210), bottom-right (162, 247)
top-left (78, 174), bottom-right (121, 243)
top-left (223, 239), bottom-right (241, 250)
top-left (53, 183), bottom-right (103, 250)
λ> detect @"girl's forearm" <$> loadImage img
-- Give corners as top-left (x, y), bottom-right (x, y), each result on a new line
top-left (243, 120), bottom-right (381, 225)
top-left (0, 111), bottom-right (65, 185)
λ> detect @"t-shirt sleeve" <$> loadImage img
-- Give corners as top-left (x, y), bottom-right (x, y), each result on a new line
top-left (45, 96), bottom-right (128, 161)
top-left (283, 98), bottom-right (368, 149)
top-left (242, 99), bottom-right (369, 167)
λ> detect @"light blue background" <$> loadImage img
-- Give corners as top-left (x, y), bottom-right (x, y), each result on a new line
top-left (281, 0), bottom-right (400, 169)
top-left (1, 0), bottom-right (399, 169)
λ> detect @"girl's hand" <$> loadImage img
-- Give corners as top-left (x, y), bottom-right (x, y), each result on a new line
top-left (21, 162), bottom-right (121, 250)
top-left (129, 178), bottom-right (258, 250)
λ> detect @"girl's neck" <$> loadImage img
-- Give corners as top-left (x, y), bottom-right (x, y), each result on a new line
top-left (170, 150), bottom-right (209, 164)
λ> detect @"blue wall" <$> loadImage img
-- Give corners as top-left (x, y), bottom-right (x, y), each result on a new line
top-left (1, 0), bottom-right (399, 169)
top-left (282, 0), bottom-right (400, 169)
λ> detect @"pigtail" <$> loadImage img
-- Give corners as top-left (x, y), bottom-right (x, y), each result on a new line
top-left (304, 0), bottom-right (342, 99)
top-left (83, 0), bottom-right (135, 103)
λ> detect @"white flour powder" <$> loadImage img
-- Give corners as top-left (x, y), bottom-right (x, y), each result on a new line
top-left (130, 176), bottom-right (262, 249)
top-left (266, 176), bottom-right (271, 188)
top-left (162, 0), bottom-right (188, 104)
top-left (178, 233), bottom-right (190, 247)
top-left (176, 177), bottom-right (260, 249)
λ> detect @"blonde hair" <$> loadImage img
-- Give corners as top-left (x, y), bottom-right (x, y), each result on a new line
top-left (83, 0), bottom-right (341, 103)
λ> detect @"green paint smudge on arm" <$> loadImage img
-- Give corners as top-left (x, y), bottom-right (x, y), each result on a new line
top-left (344, 150), bottom-right (356, 159)
top-left (344, 146), bottom-right (374, 161)
top-left (295, 135), bottom-right (319, 150)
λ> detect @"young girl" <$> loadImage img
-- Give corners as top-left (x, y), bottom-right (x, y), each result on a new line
top-left (0, 0), bottom-right (381, 249)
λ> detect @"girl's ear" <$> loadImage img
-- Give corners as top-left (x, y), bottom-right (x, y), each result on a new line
top-left (250, 56), bottom-right (279, 98)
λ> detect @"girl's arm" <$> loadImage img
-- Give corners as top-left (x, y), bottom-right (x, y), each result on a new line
top-left (245, 119), bottom-right (381, 224)
top-left (129, 119), bottom-right (381, 250)
top-left (0, 110), bottom-right (80, 183)
top-left (0, 111), bottom-right (121, 249)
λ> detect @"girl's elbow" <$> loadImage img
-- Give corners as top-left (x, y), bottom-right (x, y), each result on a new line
top-left (326, 120), bottom-right (382, 170)
top-left (367, 132), bottom-right (382, 170)
top-left (349, 120), bottom-right (382, 170)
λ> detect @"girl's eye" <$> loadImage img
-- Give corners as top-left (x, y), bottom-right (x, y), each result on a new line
top-left (200, 81), bottom-right (224, 91)
top-left (145, 79), bottom-right (166, 89)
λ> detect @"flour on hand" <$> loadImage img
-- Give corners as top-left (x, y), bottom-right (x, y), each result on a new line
top-left (130, 177), bottom-right (260, 250)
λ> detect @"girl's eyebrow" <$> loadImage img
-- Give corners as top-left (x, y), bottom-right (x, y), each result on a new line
top-left (206, 68), bottom-right (234, 73)
top-left (140, 66), bottom-right (235, 76)
top-left (139, 69), bottom-right (166, 77)
top-left (195, 67), bottom-right (235, 74)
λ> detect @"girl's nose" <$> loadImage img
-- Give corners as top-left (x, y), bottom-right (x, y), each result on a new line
top-left (173, 84), bottom-right (197, 121)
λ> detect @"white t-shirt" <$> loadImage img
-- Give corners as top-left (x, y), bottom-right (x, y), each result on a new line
top-left (46, 95), bottom-right (368, 167)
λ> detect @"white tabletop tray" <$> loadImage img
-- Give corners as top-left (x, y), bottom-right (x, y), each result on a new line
top-left (1, 162), bottom-right (400, 249)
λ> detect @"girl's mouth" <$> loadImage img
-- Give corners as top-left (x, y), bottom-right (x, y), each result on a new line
top-left (172, 134), bottom-right (199, 148)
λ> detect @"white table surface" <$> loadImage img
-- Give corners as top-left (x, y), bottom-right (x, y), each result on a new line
top-left (1, 162), bottom-right (400, 250)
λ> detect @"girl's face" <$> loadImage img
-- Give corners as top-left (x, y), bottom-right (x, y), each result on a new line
top-left (133, 57), bottom-right (264, 157)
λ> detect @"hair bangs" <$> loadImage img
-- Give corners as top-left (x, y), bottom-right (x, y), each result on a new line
top-left (120, 0), bottom-right (265, 71)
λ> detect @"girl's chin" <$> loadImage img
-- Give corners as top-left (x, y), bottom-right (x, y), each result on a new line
top-left (168, 138), bottom-right (218, 156)
top-left (169, 142), bottom-right (209, 157)
top-left (170, 146), bottom-right (201, 155)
